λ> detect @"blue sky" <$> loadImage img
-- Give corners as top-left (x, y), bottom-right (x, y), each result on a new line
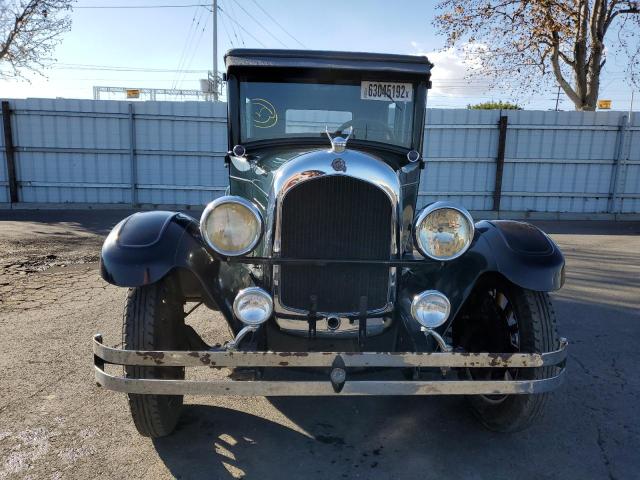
top-left (0, 0), bottom-right (636, 110)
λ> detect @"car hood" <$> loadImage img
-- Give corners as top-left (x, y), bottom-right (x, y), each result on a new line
top-left (228, 147), bottom-right (308, 205)
top-left (228, 145), bottom-right (397, 208)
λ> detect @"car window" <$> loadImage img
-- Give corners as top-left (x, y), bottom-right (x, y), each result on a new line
top-left (240, 81), bottom-right (415, 148)
top-left (285, 109), bottom-right (353, 134)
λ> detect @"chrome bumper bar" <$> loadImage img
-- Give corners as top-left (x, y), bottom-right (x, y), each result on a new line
top-left (93, 334), bottom-right (567, 396)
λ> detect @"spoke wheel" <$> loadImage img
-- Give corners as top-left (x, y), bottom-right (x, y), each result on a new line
top-left (454, 277), bottom-right (560, 432)
top-left (466, 287), bottom-right (521, 404)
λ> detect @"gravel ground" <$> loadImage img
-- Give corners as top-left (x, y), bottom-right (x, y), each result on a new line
top-left (0, 210), bottom-right (638, 480)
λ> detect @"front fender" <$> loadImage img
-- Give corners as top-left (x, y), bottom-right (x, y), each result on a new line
top-left (400, 220), bottom-right (565, 333)
top-left (99, 211), bottom-right (235, 324)
top-left (479, 220), bottom-right (565, 291)
top-left (100, 211), bottom-right (206, 286)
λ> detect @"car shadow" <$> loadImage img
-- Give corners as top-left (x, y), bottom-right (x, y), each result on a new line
top-left (152, 397), bottom-right (479, 480)
top-left (152, 293), bottom-right (639, 480)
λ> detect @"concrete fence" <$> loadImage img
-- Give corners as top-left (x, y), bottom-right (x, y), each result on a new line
top-left (1, 98), bottom-right (638, 218)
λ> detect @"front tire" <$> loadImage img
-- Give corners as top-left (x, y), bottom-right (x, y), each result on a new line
top-left (123, 279), bottom-right (186, 437)
top-left (456, 279), bottom-right (559, 432)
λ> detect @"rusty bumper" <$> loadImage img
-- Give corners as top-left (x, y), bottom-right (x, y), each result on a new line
top-left (93, 334), bottom-right (567, 396)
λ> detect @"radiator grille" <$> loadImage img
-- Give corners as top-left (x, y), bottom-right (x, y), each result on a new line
top-left (279, 175), bottom-right (392, 313)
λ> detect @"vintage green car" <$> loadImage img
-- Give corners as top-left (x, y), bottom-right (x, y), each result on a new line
top-left (94, 49), bottom-right (567, 437)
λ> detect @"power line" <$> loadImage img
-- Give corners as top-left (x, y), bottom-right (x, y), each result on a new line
top-left (54, 63), bottom-right (208, 73)
top-left (217, 6), bottom-right (266, 47)
top-left (176, 12), bottom-right (211, 88)
top-left (75, 3), bottom-right (210, 8)
top-left (228, 0), bottom-right (288, 48)
top-left (172, 6), bottom-right (206, 89)
top-left (221, 0), bottom-right (244, 46)
top-left (249, 0), bottom-right (306, 48)
top-left (224, 0), bottom-right (245, 46)
top-left (175, 7), bottom-right (209, 88)
top-left (219, 8), bottom-right (235, 47)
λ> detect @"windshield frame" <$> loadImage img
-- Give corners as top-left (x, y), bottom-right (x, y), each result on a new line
top-left (227, 67), bottom-right (428, 156)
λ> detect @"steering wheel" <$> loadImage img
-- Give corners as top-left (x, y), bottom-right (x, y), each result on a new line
top-left (335, 118), bottom-right (393, 142)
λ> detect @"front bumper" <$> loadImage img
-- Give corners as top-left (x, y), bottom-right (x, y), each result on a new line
top-left (93, 334), bottom-right (567, 396)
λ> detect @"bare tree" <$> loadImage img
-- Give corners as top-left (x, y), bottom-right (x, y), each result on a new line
top-left (0, 0), bottom-right (73, 79)
top-left (433, 1), bottom-right (640, 111)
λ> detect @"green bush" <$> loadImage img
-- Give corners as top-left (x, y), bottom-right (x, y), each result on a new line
top-left (467, 101), bottom-right (522, 110)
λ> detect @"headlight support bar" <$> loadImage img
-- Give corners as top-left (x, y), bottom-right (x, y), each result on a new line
top-left (225, 256), bottom-right (430, 266)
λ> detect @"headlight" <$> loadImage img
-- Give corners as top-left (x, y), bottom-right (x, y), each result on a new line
top-left (200, 196), bottom-right (263, 256)
top-left (233, 287), bottom-right (273, 325)
top-left (411, 290), bottom-right (450, 329)
top-left (413, 202), bottom-right (474, 261)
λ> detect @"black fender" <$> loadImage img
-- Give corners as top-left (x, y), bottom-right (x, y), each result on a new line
top-left (479, 220), bottom-right (565, 290)
top-left (99, 211), bottom-right (236, 325)
top-left (399, 220), bottom-right (565, 339)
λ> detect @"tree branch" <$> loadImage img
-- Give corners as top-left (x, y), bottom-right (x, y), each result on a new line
top-left (433, 0), bottom-right (640, 110)
top-left (552, 31), bottom-right (581, 106)
top-left (604, 6), bottom-right (640, 33)
top-left (1, 0), bottom-right (72, 79)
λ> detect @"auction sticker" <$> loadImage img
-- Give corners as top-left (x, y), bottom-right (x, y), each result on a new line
top-left (361, 81), bottom-right (413, 102)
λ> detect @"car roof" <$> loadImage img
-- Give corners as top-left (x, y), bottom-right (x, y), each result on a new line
top-left (224, 49), bottom-right (433, 76)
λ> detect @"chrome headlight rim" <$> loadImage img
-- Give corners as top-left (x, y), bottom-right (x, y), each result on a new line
top-left (200, 196), bottom-right (263, 257)
top-left (410, 289), bottom-right (451, 329)
top-left (233, 286), bottom-right (274, 326)
top-left (413, 201), bottom-right (475, 261)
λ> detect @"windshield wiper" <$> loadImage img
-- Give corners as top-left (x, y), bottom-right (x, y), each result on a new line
top-left (385, 91), bottom-right (403, 111)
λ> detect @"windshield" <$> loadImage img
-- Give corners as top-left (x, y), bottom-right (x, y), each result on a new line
top-left (239, 80), bottom-right (416, 148)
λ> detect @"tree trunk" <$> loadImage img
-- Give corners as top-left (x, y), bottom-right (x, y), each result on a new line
top-left (550, 0), bottom-right (607, 111)
top-left (578, 103), bottom-right (596, 111)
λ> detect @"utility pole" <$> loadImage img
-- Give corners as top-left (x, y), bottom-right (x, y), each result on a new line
top-left (630, 90), bottom-right (635, 123)
top-left (212, 0), bottom-right (219, 101)
top-left (555, 85), bottom-right (561, 111)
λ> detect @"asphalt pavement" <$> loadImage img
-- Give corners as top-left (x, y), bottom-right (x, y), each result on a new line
top-left (0, 210), bottom-right (638, 480)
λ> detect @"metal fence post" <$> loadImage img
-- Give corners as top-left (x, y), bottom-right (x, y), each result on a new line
top-left (1, 100), bottom-right (18, 203)
top-left (608, 114), bottom-right (628, 213)
top-left (492, 115), bottom-right (509, 212)
top-left (128, 102), bottom-right (137, 206)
